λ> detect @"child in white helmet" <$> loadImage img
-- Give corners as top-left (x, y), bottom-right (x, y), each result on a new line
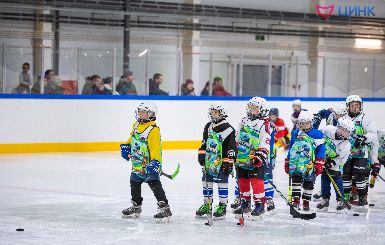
top-left (344, 95), bottom-right (379, 208)
top-left (120, 102), bottom-right (172, 222)
top-left (316, 118), bottom-right (355, 212)
top-left (196, 103), bottom-right (236, 221)
top-left (285, 111), bottom-right (325, 212)
top-left (233, 97), bottom-right (272, 220)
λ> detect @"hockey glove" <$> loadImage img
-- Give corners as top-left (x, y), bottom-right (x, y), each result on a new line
top-left (146, 160), bottom-right (160, 174)
top-left (371, 163), bottom-right (381, 177)
top-left (284, 158), bottom-right (289, 174)
top-left (198, 149), bottom-right (206, 166)
top-left (250, 148), bottom-right (268, 168)
top-left (314, 158), bottom-right (325, 176)
top-left (354, 135), bottom-right (367, 148)
top-left (324, 159), bottom-right (335, 170)
top-left (120, 144), bottom-right (131, 161)
top-left (222, 159), bottom-right (234, 175)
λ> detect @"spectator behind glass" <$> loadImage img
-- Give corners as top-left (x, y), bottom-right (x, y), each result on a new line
top-left (116, 70), bottom-right (137, 95)
top-left (200, 81), bottom-right (210, 96)
top-left (103, 77), bottom-right (119, 95)
top-left (91, 74), bottom-right (112, 95)
top-left (149, 73), bottom-right (168, 96)
top-left (31, 69), bottom-right (63, 94)
top-left (15, 62), bottom-right (32, 94)
top-left (212, 77), bottom-right (232, 96)
top-left (82, 76), bottom-right (94, 95)
top-left (181, 79), bottom-right (196, 96)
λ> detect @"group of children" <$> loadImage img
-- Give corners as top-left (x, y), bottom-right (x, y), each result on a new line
top-left (118, 95), bottom-right (383, 223)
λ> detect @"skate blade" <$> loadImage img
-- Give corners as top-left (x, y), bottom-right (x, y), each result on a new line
top-left (336, 209), bottom-right (349, 214)
top-left (234, 212), bottom-right (250, 219)
top-left (213, 216), bottom-right (225, 221)
top-left (352, 206), bottom-right (368, 214)
top-left (195, 215), bottom-right (207, 220)
top-left (155, 216), bottom-right (172, 223)
top-left (251, 214), bottom-right (263, 221)
top-left (122, 213), bottom-right (140, 219)
top-left (316, 207), bottom-right (328, 212)
top-left (266, 209), bottom-right (276, 215)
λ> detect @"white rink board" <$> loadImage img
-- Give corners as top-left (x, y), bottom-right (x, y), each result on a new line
top-left (0, 98), bottom-right (384, 144)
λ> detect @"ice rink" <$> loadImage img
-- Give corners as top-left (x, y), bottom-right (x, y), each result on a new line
top-left (1, 149), bottom-right (385, 245)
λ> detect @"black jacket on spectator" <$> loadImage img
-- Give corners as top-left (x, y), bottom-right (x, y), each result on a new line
top-left (92, 85), bottom-right (112, 95)
top-left (149, 79), bottom-right (168, 96)
top-left (200, 87), bottom-right (209, 96)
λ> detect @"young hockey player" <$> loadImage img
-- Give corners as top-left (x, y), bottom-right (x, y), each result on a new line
top-left (344, 95), bottom-right (380, 208)
top-left (196, 103), bottom-right (236, 220)
top-left (233, 97), bottom-right (272, 219)
top-left (316, 118), bottom-right (355, 212)
top-left (120, 102), bottom-right (172, 222)
top-left (285, 111), bottom-right (325, 211)
top-left (313, 101), bottom-right (347, 201)
top-left (231, 106), bottom-right (276, 213)
top-left (291, 99), bottom-right (307, 132)
top-left (313, 101), bottom-right (347, 129)
top-left (269, 107), bottom-right (290, 150)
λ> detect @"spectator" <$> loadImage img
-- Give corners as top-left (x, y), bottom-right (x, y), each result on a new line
top-left (116, 70), bottom-right (137, 95)
top-left (91, 74), bottom-right (112, 95)
top-left (149, 73), bottom-right (168, 95)
top-left (82, 76), bottom-right (93, 95)
top-left (200, 81), bottom-right (210, 96)
top-left (212, 77), bottom-right (232, 96)
top-left (103, 77), bottom-right (119, 95)
top-left (181, 79), bottom-right (196, 96)
top-left (14, 62), bottom-right (32, 94)
top-left (31, 69), bottom-right (63, 94)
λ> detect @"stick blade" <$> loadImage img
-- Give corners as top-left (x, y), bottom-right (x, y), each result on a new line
top-left (290, 206), bottom-right (316, 220)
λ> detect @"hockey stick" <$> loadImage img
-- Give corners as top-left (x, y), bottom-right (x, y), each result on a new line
top-left (235, 168), bottom-right (245, 226)
top-left (128, 152), bottom-right (180, 180)
top-left (377, 174), bottom-right (385, 182)
top-left (324, 168), bottom-right (351, 210)
top-left (160, 163), bottom-right (180, 180)
top-left (203, 167), bottom-right (213, 226)
top-left (265, 176), bottom-right (316, 220)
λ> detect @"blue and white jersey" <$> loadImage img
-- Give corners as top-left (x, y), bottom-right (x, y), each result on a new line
top-left (322, 125), bottom-right (352, 172)
top-left (287, 128), bottom-right (325, 160)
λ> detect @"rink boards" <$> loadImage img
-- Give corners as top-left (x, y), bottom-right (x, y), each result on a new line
top-left (1, 95), bottom-right (384, 153)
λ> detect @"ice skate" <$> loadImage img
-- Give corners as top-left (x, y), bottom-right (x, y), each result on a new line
top-left (154, 201), bottom-right (172, 223)
top-left (122, 201), bottom-right (142, 219)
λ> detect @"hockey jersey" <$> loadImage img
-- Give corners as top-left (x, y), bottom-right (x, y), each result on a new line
top-left (236, 117), bottom-right (272, 170)
top-left (346, 112), bottom-right (378, 163)
top-left (322, 125), bottom-right (352, 173)
top-left (200, 119), bottom-right (236, 177)
top-left (287, 128), bottom-right (325, 161)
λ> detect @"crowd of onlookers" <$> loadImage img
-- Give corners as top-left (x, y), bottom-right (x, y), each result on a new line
top-left (12, 63), bottom-right (233, 96)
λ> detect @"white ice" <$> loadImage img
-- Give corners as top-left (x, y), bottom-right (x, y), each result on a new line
top-left (1, 150), bottom-right (385, 245)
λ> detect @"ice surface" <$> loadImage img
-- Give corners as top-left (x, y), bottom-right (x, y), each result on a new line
top-left (1, 150), bottom-right (385, 245)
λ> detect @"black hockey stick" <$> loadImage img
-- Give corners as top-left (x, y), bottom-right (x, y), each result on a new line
top-left (203, 167), bottom-right (213, 226)
top-left (378, 174), bottom-right (385, 182)
top-left (235, 169), bottom-right (245, 226)
top-left (324, 168), bottom-right (351, 210)
top-left (265, 176), bottom-right (316, 220)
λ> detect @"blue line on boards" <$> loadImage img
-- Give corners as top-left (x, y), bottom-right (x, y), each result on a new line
top-left (0, 94), bottom-right (385, 102)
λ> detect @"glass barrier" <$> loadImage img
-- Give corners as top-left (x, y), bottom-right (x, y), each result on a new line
top-left (0, 44), bottom-right (384, 98)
